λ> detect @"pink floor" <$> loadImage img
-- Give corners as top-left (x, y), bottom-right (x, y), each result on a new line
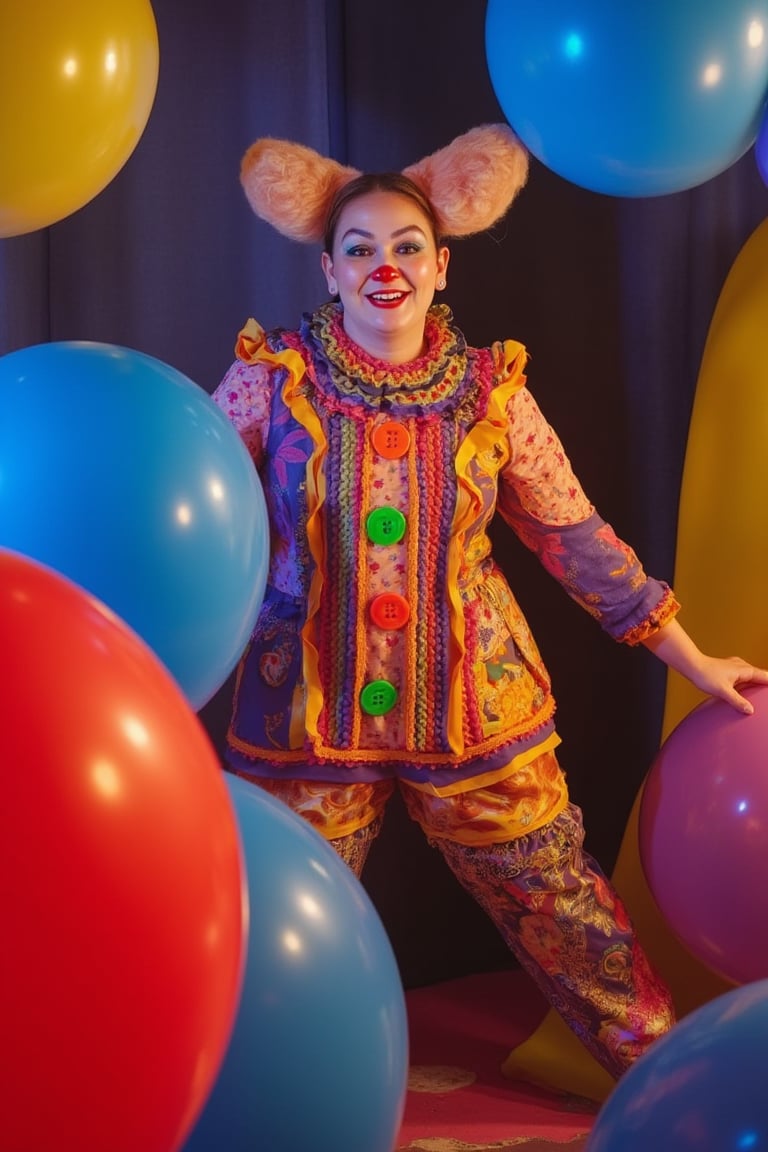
top-left (397, 969), bottom-right (598, 1150)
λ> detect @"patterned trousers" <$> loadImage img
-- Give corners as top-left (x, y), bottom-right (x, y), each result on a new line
top-left (236, 766), bottom-right (675, 1081)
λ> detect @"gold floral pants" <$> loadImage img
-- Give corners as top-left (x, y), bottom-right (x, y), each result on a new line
top-left (236, 763), bottom-right (675, 1080)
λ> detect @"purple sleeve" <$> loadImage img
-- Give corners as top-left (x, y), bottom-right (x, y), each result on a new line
top-left (499, 488), bottom-right (680, 645)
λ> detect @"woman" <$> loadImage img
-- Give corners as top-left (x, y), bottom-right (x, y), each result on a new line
top-left (213, 124), bottom-right (768, 1079)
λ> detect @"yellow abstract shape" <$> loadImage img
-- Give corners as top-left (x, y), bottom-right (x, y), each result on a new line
top-left (502, 215), bottom-right (768, 1101)
top-left (0, 0), bottom-right (159, 237)
top-left (663, 214), bottom-right (768, 733)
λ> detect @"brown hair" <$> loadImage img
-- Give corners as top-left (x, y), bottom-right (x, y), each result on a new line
top-left (323, 172), bottom-right (443, 254)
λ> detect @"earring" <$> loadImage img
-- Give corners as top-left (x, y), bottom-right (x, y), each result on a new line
top-left (437, 278), bottom-right (446, 290)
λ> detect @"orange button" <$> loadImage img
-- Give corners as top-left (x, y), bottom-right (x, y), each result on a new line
top-left (370, 592), bottom-right (410, 630)
top-left (371, 420), bottom-right (410, 459)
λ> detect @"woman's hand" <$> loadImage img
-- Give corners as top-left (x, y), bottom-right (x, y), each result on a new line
top-left (681, 653), bottom-right (768, 715)
top-left (642, 619), bottom-right (768, 715)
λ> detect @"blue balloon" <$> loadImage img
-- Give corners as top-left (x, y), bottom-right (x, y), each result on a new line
top-left (485, 1), bottom-right (768, 196)
top-left (184, 775), bottom-right (408, 1152)
top-left (586, 980), bottom-right (768, 1150)
top-left (0, 341), bottom-right (268, 709)
top-left (756, 102), bottom-right (768, 186)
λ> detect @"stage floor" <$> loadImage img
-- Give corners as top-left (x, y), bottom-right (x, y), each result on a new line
top-left (396, 969), bottom-right (598, 1151)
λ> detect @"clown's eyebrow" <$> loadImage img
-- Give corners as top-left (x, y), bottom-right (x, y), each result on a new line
top-left (340, 224), bottom-right (428, 242)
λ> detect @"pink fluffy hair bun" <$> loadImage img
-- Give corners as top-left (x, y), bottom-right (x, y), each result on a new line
top-left (240, 138), bottom-right (362, 244)
top-left (240, 124), bottom-right (528, 244)
top-left (404, 124), bottom-right (529, 238)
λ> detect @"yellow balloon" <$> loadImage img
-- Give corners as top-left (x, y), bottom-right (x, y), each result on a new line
top-left (0, 0), bottom-right (159, 237)
top-left (502, 215), bottom-right (768, 1102)
top-left (662, 214), bottom-right (768, 736)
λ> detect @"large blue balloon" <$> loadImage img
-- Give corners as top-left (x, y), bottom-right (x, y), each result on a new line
top-left (485, 1), bottom-right (768, 196)
top-left (0, 341), bottom-right (268, 709)
top-left (586, 980), bottom-right (768, 1150)
top-left (184, 775), bottom-right (409, 1152)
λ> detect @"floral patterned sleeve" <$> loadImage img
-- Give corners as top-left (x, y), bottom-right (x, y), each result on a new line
top-left (497, 385), bottom-right (680, 645)
top-left (501, 385), bottom-right (595, 525)
top-left (211, 357), bottom-right (273, 466)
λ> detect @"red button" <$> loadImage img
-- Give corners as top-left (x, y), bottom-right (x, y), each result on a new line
top-left (370, 592), bottom-right (410, 630)
top-left (371, 420), bottom-right (410, 459)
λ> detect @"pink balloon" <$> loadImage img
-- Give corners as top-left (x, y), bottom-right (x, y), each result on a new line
top-left (639, 684), bottom-right (768, 986)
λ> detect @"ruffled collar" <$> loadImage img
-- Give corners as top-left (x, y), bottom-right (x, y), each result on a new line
top-left (295, 301), bottom-right (475, 416)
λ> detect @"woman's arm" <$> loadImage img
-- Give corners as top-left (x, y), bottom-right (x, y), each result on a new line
top-left (642, 618), bottom-right (768, 714)
top-left (499, 384), bottom-right (768, 711)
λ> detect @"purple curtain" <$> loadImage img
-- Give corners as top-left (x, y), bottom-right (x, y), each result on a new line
top-left (2, 0), bottom-right (766, 985)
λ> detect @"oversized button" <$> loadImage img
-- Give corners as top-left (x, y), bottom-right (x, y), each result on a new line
top-left (360, 679), bottom-right (398, 716)
top-left (370, 592), bottom-right (410, 630)
top-left (371, 420), bottom-right (411, 459)
top-left (366, 507), bottom-right (406, 545)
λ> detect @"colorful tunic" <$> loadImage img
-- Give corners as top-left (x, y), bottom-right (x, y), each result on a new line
top-left (213, 302), bottom-right (679, 796)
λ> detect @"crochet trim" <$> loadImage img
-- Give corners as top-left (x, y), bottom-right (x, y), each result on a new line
top-left (619, 585), bottom-right (681, 647)
top-left (284, 302), bottom-right (479, 417)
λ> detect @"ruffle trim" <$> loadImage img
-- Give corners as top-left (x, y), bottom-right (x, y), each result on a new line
top-left (235, 317), bottom-right (266, 362)
top-left (226, 694), bottom-right (557, 769)
top-left (295, 301), bottom-right (477, 414)
top-left (618, 585), bottom-right (681, 647)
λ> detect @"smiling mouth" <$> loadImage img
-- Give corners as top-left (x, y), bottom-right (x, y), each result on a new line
top-left (367, 291), bottom-right (408, 308)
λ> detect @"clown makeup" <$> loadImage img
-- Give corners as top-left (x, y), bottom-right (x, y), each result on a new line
top-left (321, 189), bottom-right (449, 364)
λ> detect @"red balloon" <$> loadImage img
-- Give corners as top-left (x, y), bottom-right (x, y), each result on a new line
top-left (0, 549), bottom-right (245, 1152)
top-left (639, 684), bottom-right (768, 986)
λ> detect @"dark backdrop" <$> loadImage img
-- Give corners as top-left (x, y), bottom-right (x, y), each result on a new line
top-left (2, 0), bottom-right (766, 987)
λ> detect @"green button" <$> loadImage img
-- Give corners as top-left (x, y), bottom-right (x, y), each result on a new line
top-left (366, 507), bottom-right (406, 545)
top-left (360, 679), bottom-right (398, 716)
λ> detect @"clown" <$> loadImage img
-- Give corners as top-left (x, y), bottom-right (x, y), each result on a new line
top-left (213, 124), bottom-right (768, 1078)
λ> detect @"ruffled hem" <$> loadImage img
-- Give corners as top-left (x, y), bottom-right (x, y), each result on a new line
top-left (618, 585), bottom-right (681, 646)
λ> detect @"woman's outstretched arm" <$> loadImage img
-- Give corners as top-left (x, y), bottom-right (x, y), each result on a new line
top-left (642, 618), bottom-right (768, 715)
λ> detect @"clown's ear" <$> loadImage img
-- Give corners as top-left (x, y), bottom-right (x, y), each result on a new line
top-left (240, 138), bottom-right (361, 244)
top-left (403, 124), bottom-right (529, 238)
